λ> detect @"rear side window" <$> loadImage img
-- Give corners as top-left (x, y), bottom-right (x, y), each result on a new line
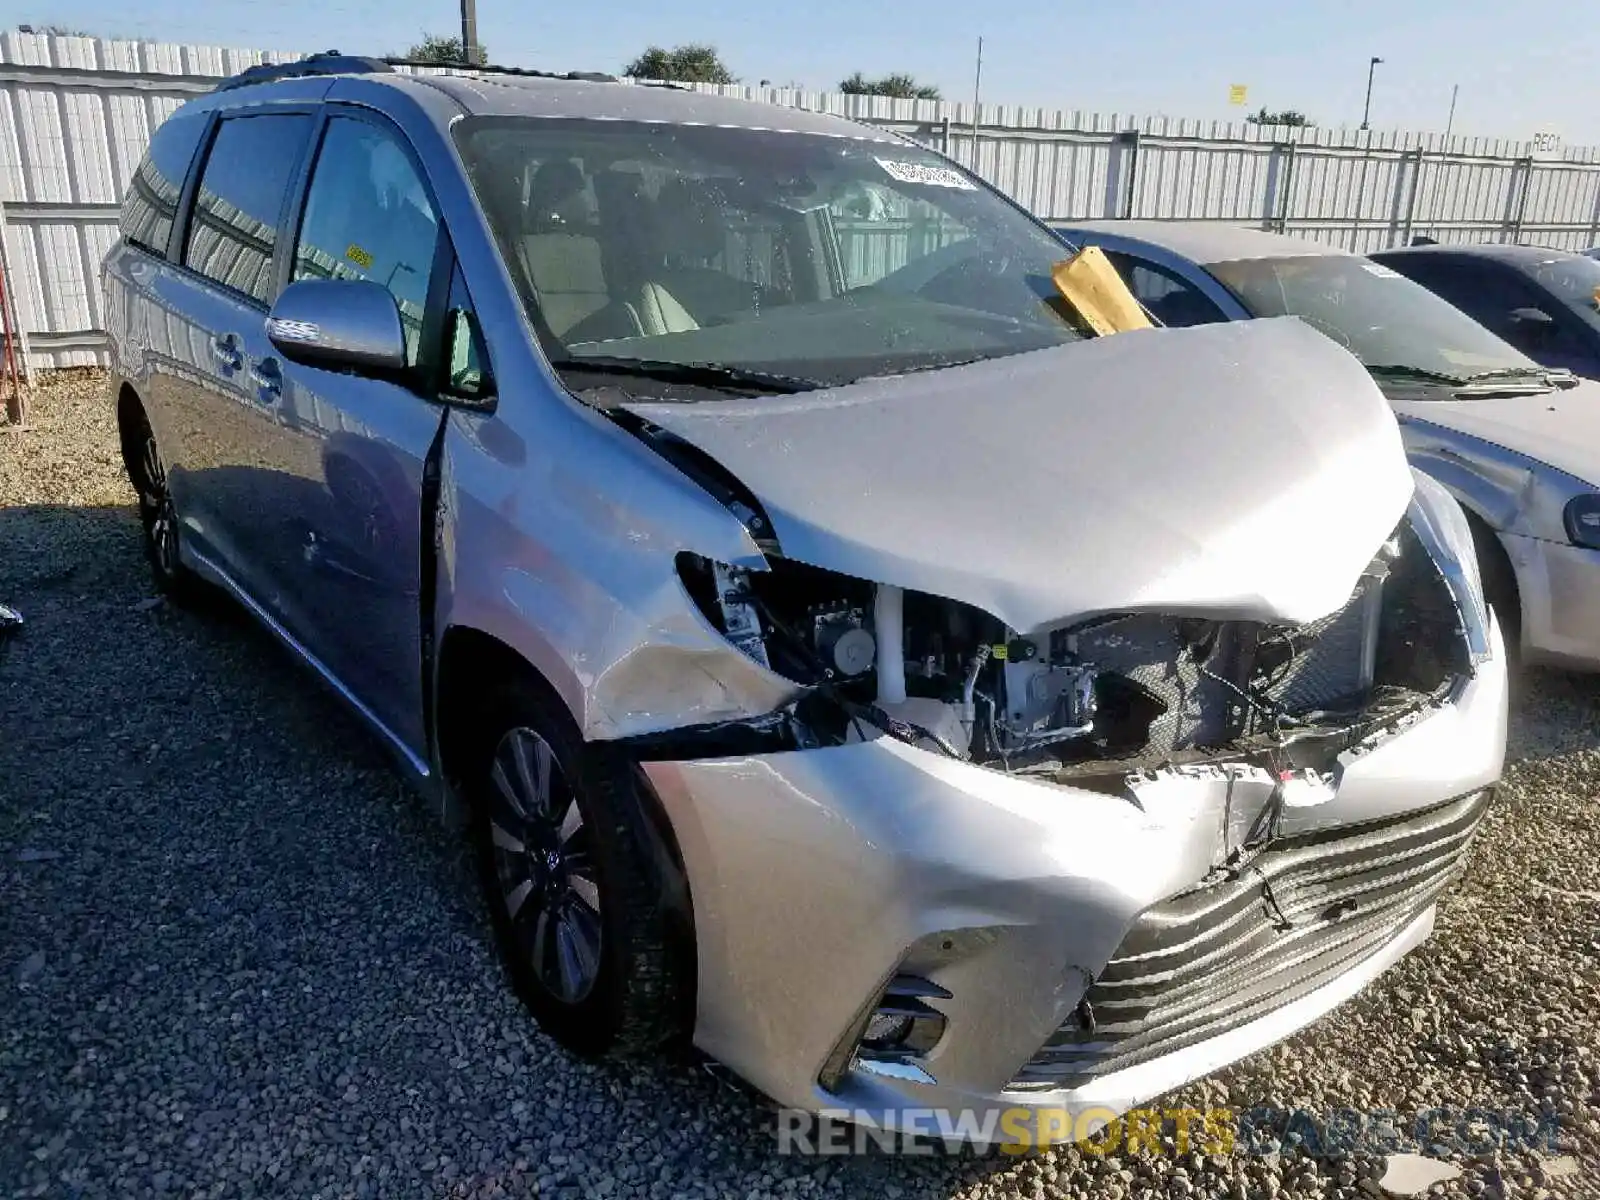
top-left (183, 113), bottom-right (313, 305)
top-left (118, 110), bottom-right (207, 257)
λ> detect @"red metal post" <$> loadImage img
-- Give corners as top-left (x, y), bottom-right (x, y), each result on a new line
top-left (0, 255), bottom-right (23, 425)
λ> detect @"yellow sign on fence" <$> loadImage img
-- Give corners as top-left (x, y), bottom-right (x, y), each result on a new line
top-left (1228, 84), bottom-right (1248, 106)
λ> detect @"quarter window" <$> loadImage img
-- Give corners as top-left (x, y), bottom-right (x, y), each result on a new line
top-left (183, 114), bottom-right (313, 305)
top-left (292, 117), bottom-right (440, 366)
top-left (118, 109), bottom-right (207, 258)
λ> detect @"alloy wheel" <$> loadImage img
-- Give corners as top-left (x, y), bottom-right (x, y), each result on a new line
top-left (139, 432), bottom-right (180, 578)
top-left (486, 726), bottom-right (603, 1004)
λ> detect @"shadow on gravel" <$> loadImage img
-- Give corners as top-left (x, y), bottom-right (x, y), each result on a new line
top-left (8, 500), bottom-right (1598, 1199)
top-left (1, 502), bottom-right (1015, 1198)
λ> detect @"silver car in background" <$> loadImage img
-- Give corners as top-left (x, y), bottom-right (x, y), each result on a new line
top-left (103, 58), bottom-right (1505, 1139)
top-left (1058, 220), bottom-right (1600, 671)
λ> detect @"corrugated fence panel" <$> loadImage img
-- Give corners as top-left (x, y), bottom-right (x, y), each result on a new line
top-left (8, 33), bottom-right (1600, 366)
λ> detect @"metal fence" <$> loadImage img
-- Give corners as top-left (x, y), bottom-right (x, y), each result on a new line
top-left (6, 30), bottom-right (1600, 368)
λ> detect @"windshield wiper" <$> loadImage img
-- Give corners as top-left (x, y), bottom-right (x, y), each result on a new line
top-left (1366, 363), bottom-right (1573, 394)
top-left (1365, 364), bottom-right (1468, 385)
top-left (1461, 366), bottom-right (1579, 389)
top-left (552, 354), bottom-right (822, 396)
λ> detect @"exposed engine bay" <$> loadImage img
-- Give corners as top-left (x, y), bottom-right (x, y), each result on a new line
top-left (673, 519), bottom-right (1472, 781)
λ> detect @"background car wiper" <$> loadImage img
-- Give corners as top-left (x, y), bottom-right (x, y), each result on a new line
top-left (1366, 363), bottom-right (1571, 395)
top-left (1462, 366), bottom-right (1579, 389)
top-left (553, 355), bottom-right (821, 397)
top-left (1365, 364), bottom-right (1467, 386)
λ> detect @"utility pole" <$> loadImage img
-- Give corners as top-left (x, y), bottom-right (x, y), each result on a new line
top-left (1360, 55), bottom-right (1383, 130)
top-left (1426, 83), bottom-right (1460, 230)
top-left (460, 0), bottom-right (481, 65)
top-left (970, 36), bottom-right (984, 171)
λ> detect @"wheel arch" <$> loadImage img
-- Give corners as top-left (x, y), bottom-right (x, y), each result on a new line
top-left (114, 380), bottom-right (148, 481)
top-left (1461, 506), bottom-right (1523, 654)
top-left (432, 622), bottom-right (700, 1037)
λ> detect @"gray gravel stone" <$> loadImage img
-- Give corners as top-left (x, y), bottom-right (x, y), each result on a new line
top-left (1373, 1153), bottom-right (1462, 1196)
top-left (3, 369), bottom-right (1599, 1199)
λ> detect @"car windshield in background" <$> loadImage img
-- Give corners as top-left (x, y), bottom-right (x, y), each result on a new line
top-left (1209, 254), bottom-right (1536, 382)
top-left (1524, 253), bottom-right (1600, 329)
top-left (452, 118), bottom-right (1080, 393)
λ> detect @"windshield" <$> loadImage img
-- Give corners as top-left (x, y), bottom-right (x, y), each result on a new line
top-left (1208, 254), bottom-right (1537, 380)
top-left (453, 118), bottom-right (1080, 392)
top-left (1523, 253), bottom-right (1600, 330)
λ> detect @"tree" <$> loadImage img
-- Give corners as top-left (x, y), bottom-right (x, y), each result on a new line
top-left (622, 44), bottom-right (734, 84)
top-left (838, 72), bottom-right (941, 100)
top-left (402, 33), bottom-right (482, 65)
top-left (1245, 107), bottom-right (1313, 128)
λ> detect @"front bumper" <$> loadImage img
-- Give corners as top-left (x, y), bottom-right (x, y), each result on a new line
top-left (641, 616), bottom-right (1506, 1140)
top-left (1503, 531), bottom-right (1600, 670)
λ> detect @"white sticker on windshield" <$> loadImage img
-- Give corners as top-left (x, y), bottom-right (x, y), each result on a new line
top-left (1363, 263), bottom-right (1403, 279)
top-left (875, 158), bottom-right (977, 190)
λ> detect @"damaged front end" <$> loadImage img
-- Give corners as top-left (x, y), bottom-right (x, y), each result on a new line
top-left (632, 471), bottom-right (1501, 1128)
top-left (614, 325), bottom-right (1503, 1132)
top-left (661, 490), bottom-right (1482, 794)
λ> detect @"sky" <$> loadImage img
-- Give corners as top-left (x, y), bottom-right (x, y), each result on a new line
top-left (17, 0), bottom-right (1600, 144)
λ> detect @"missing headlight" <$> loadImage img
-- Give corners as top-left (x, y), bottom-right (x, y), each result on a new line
top-left (676, 511), bottom-right (1471, 778)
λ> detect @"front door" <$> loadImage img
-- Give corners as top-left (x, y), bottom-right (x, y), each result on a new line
top-left (249, 110), bottom-right (449, 759)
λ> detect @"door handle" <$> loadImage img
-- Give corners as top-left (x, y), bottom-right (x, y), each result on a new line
top-left (210, 335), bottom-right (243, 372)
top-left (249, 356), bottom-right (283, 403)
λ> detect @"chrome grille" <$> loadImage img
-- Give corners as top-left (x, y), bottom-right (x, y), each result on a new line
top-left (1009, 789), bottom-right (1491, 1091)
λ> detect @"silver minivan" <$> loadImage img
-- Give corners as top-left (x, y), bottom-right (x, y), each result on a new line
top-left (104, 54), bottom-right (1505, 1140)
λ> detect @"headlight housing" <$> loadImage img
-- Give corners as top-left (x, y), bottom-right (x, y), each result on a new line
top-left (1563, 494), bottom-right (1600, 550)
top-left (1406, 473), bottom-right (1492, 666)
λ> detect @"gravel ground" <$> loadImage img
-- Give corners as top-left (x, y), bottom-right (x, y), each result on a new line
top-left (2, 371), bottom-right (1598, 1200)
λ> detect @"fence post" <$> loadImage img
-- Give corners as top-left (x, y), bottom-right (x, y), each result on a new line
top-left (1503, 156), bottom-right (1535, 243)
top-left (1586, 171), bottom-right (1600, 248)
top-left (1107, 130), bottom-right (1141, 219)
top-left (1263, 141), bottom-right (1297, 232)
top-left (1399, 148), bottom-right (1425, 247)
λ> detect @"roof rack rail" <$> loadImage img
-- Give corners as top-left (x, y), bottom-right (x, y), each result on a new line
top-left (382, 57), bottom-right (618, 84)
top-left (213, 50), bottom-right (392, 93)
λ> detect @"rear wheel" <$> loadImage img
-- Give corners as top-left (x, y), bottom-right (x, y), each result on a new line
top-left (121, 402), bottom-right (199, 602)
top-left (469, 682), bottom-right (689, 1058)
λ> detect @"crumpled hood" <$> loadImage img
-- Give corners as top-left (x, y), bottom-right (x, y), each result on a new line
top-left (1392, 378), bottom-right (1600, 488)
top-left (628, 318), bottom-right (1413, 632)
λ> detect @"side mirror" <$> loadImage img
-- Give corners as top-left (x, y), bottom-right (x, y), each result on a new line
top-left (266, 279), bottom-right (406, 372)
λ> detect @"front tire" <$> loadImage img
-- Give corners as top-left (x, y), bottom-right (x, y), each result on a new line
top-left (469, 683), bottom-right (689, 1058)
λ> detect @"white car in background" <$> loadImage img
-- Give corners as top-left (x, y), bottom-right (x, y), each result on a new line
top-left (1057, 220), bottom-right (1600, 671)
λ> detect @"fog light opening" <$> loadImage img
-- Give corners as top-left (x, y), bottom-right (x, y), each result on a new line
top-left (819, 973), bottom-right (951, 1092)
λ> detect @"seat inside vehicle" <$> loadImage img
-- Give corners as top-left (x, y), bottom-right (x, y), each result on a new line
top-left (496, 159), bottom-right (615, 338)
top-left (592, 168), bottom-right (700, 338)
